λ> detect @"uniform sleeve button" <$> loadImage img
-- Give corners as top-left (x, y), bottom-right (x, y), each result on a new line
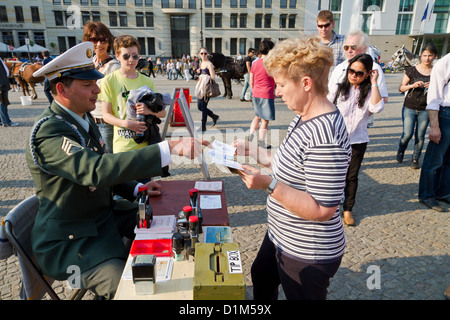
top-left (69, 234), bottom-right (74, 240)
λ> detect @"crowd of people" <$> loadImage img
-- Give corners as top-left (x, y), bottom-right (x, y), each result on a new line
top-left (1, 10), bottom-right (448, 301)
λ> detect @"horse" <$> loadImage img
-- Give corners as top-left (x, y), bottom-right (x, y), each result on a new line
top-left (391, 45), bottom-right (420, 70)
top-left (5, 61), bottom-right (44, 99)
top-left (209, 53), bottom-right (245, 99)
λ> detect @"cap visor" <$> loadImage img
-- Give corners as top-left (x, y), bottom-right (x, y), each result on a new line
top-left (67, 69), bottom-right (104, 80)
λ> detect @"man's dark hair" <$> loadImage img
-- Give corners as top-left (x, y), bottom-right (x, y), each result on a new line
top-left (49, 77), bottom-right (76, 95)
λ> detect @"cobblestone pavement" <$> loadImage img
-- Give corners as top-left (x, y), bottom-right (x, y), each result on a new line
top-left (0, 72), bottom-right (448, 300)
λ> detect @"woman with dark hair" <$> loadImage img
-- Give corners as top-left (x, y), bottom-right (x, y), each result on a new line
top-left (195, 47), bottom-right (219, 131)
top-left (396, 43), bottom-right (438, 169)
top-left (329, 53), bottom-right (384, 226)
top-left (83, 20), bottom-right (120, 153)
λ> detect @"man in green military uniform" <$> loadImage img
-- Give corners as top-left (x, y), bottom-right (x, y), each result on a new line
top-left (27, 42), bottom-right (208, 299)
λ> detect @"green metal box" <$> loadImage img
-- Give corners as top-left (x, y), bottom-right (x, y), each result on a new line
top-left (193, 243), bottom-right (245, 300)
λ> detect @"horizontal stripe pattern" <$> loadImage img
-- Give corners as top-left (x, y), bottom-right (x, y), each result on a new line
top-left (268, 111), bottom-right (351, 263)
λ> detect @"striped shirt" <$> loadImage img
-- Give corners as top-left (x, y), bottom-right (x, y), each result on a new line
top-left (267, 110), bottom-right (351, 264)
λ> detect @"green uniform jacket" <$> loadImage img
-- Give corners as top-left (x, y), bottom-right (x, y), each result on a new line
top-left (26, 102), bottom-right (163, 280)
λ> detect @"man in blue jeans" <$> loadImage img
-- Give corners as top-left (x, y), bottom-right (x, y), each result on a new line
top-left (418, 53), bottom-right (450, 212)
top-left (240, 48), bottom-right (255, 102)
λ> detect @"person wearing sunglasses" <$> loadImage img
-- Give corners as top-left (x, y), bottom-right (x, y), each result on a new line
top-left (316, 10), bottom-right (345, 76)
top-left (329, 30), bottom-right (389, 129)
top-left (328, 53), bottom-right (384, 226)
top-left (82, 20), bottom-right (120, 153)
top-left (98, 35), bottom-right (166, 156)
top-left (194, 47), bottom-right (220, 131)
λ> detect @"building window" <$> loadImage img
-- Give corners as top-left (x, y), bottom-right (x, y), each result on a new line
top-left (189, 0), bottom-right (196, 8)
top-left (240, 0), bottom-right (247, 8)
top-left (398, 0), bottom-right (414, 12)
top-left (82, 11), bottom-right (90, 25)
top-left (33, 32), bottom-right (45, 47)
top-left (280, 0), bottom-right (287, 9)
top-left (362, 0), bottom-right (383, 11)
top-left (175, 0), bottom-right (183, 8)
top-left (288, 14), bottom-right (296, 28)
top-left (264, 14), bottom-right (272, 28)
top-left (265, 0), bottom-right (271, 8)
top-left (215, 38), bottom-right (222, 53)
top-left (161, 0), bottom-right (169, 8)
top-left (239, 38), bottom-right (246, 55)
top-left (118, 0), bottom-right (126, 6)
top-left (329, 0), bottom-right (341, 11)
top-left (255, 14), bottom-right (262, 28)
top-left (18, 32), bottom-right (29, 46)
top-left (240, 14), bottom-right (247, 28)
top-left (2, 32), bottom-right (14, 46)
top-left (146, 12), bottom-right (154, 27)
top-left (280, 14), bottom-right (287, 28)
top-left (230, 13), bottom-right (238, 28)
top-left (206, 38), bottom-right (213, 52)
top-left (137, 37), bottom-right (146, 54)
top-left (136, 12), bottom-right (144, 27)
top-left (433, 0), bottom-right (450, 34)
top-left (31, 6), bottom-right (40, 23)
top-left (147, 37), bottom-right (155, 55)
top-left (256, 0), bottom-right (262, 8)
top-left (81, 0), bottom-right (89, 5)
top-left (231, 0), bottom-right (237, 8)
top-left (0, 6), bottom-right (7, 23)
top-left (63, 0), bottom-right (72, 4)
top-left (289, 0), bottom-right (296, 8)
top-left (396, 14), bottom-right (412, 34)
top-left (92, 11), bottom-right (101, 22)
top-left (15, 6), bottom-right (24, 23)
top-left (205, 0), bottom-right (212, 8)
top-left (254, 38), bottom-right (261, 50)
top-left (58, 37), bottom-right (67, 53)
top-left (215, 0), bottom-right (222, 8)
top-left (135, 0), bottom-right (143, 6)
top-left (109, 12), bottom-right (118, 27)
top-left (108, 0), bottom-right (116, 5)
top-left (53, 0), bottom-right (61, 4)
top-left (54, 11), bottom-right (64, 26)
top-left (205, 13), bottom-right (212, 28)
top-left (214, 13), bottom-right (222, 28)
top-left (145, 0), bottom-right (153, 6)
top-left (230, 38), bottom-right (237, 55)
top-left (119, 12), bottom-right (127, 26)
top-left (91, 0), bottom-right (100, 5)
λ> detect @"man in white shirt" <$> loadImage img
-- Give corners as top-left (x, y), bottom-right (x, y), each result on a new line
top-left (418, 52), bottom-right (450, 212)
top-left (328, 30), bottom-right (389, 111)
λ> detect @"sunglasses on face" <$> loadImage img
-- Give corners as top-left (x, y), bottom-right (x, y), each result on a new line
top-left (200, 52), bottom-right (208, 55)
top-left (348, 68), bottom-right (366, 78)
top-left (89, 37), bottom-right (108, 44)
top-left (344, 44), bottom-right (358, 51)
top-left (317, 22), bottom-right (331, 28)
top-left (122, 53), bottom-right (140, 60)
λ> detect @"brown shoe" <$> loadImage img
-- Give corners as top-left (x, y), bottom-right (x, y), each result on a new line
top-left (343, 211), bottom-right (354, 226)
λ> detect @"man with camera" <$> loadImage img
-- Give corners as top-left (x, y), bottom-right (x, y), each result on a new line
top-left (28, 41), bottom-right (209, 299)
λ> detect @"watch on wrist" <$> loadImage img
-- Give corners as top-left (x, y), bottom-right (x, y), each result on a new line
top-left (265, 177), bottom-right (278, 195)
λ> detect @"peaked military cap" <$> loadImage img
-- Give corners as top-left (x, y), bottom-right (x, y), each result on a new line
top-left (33, 42), bottom-right (103, 81)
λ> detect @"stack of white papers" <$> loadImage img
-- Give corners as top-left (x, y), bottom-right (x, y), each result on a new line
top-left (207, 140), bottom-right (244, 174)
top-left (134, 215), bottom-right (176, 240)
top-left (194, 180), bottom-right (223, 192)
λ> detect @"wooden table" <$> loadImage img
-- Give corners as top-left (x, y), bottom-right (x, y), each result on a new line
top-left (150, 180), bottom-right (229, 226)
top-left (114, 180), bottom-right (228, 300)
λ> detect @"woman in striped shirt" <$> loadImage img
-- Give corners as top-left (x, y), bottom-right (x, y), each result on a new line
top-left (234, 36), bottom-right (351, 300)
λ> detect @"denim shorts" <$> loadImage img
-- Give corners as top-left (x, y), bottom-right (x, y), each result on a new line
top-left (253, 97), bottom-right (275, 121)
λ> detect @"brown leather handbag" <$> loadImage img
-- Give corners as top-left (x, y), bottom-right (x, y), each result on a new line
top-left (205, 80), bottom-right (221, 98)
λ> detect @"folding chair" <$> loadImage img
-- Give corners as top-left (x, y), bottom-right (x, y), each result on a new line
top-left (0, 195), bottom-right (87, 300)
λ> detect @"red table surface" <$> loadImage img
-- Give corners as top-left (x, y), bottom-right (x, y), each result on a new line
top-left (149, 180), bottom-right (229, 226)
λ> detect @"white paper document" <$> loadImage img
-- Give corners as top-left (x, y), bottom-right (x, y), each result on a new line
top-left (207, 140), bottom-right (244, 173)
top-left (200, 194), bottom-right (222, 209)
top-left (194, 180), bottom-right (223, 192)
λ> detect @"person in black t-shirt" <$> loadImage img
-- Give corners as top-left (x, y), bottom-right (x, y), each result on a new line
top-left (396, 43), bottom-right (438, 169)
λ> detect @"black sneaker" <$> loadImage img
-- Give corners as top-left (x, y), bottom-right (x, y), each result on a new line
top-left (410, 159), bottom-right (419, 169)
top-left (396, 151), bottom-right (404, 163)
